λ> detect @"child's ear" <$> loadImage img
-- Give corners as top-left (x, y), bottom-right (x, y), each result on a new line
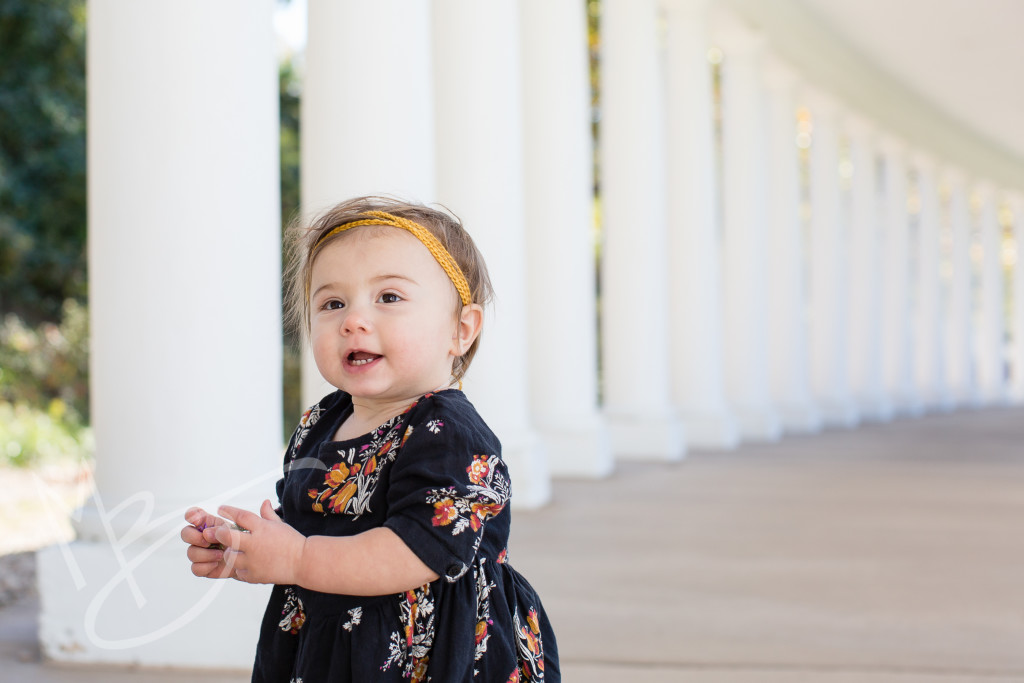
top-left (452, 303), bottom-right (484, 356)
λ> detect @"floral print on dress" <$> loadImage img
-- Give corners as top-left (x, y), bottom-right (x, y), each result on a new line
top-left (511, 605), bottom-right (546, 681)
top-left (473, 560), bottom-right (496, 665)
top-left (306, 413), bottom-right (404, 518)
top-left (278, 587), bottom-right (306, 634)
top-left (427, 453), bottom-right (510, 537)
top-left (289, 404), bottom-right (324, 460)
top-left (381, 585), bottom-right (435, 681)
top-left (342, 607), bottom-right (362, 632)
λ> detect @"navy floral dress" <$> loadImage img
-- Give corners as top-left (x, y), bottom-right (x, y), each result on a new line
top-left (251, 389), bottom-right (559, 682)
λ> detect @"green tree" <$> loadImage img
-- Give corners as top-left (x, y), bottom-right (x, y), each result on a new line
top-left (0, 0), bottom-right (87, 323)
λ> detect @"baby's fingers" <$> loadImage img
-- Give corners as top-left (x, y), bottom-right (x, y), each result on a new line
top-left (185, 507), bottom-right (228, 532)
top-left (187, 544), bottom-right (224, 565)
top-left (180, 524), bottom-right (208, 546)
top-left (189, 559), bottom-right (235, 580)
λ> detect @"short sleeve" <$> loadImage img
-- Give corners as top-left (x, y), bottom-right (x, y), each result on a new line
top-left (383, 399), bottom-right (510, 582)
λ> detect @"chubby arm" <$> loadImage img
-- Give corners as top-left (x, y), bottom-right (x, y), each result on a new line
top-left (200, 500), bottom-right (440, 596)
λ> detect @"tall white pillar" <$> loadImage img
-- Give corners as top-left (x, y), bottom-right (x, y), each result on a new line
top-left (299, 0), bottom-right (436, 409)
top-left (805, 89), bottom-right (859, 427)
top-left (911, 152), bottom-right (953, 411)
top-left (39, 0), bottom-right (280, 668)
top-left (520, 0), bottom-right (612, 477)
top-left (715, 15), bottom-right (782, 441)
top-left (663, 0), bottom-right (739, 449)
top-left (762, 55), bottom-right (820, 434)
top-left (943, 167), bottom-right (978, 406)
top-left (975, 182), bottom-right (1007, 404)
top-left (878, 136), bottom-right (923, 415)
top-left (432, 2), bottom-right (551, 504)
top-left (600, 0), bottom-right (686, 459)
top-left (1010, 192), bottom-right (1024, 403)
top-left (845, 115), bottom-right (891, 421)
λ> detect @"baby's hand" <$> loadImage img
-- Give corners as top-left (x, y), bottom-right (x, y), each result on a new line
top-left (181, 507), bottom-right (237, 579)
top-left (211, 500), bottom-right (306, 586)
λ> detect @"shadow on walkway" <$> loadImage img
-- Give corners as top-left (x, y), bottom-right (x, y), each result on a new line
top-left (2, 406), bottom-right (1023, 681)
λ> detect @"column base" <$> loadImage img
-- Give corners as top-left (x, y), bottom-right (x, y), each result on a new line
top-left (775, 401), bottom-right (823, 435)
top-left (977, 386), bottom-right (1008, 407)
top-left (733, 405), bottom-right (783, 442)
top-left (949, 386), bottom-right (984, 409)
top-left (857, 396), bottom-right (895, 422)
top-left (922, 391), bottom-right (957, 414)
top-left (537, 416), bottom-right (615, 479)
top-left (37, 539), bottom-right (268, 669)
top-left (606, 410), bottom-right (686, 461)
top-left (817, 400), bottom-right (861, 428)
top-left (891, 395), bottom-right (926, 418)
top-left (502, 431), bottom-right (552, 509)
top-left (679, 409), bottom-right (740, 450)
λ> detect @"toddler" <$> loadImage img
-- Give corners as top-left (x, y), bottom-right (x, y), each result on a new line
top-left (181, 197), bottom-right (559, 682)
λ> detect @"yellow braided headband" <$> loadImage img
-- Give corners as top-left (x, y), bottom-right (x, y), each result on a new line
top-left (311, 211), bottom-right (472, 306)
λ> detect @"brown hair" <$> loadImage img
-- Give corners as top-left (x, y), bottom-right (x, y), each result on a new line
top-left (284, 196), bottom-right (494, 381)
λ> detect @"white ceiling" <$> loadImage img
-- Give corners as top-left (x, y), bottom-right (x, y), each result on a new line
top-left (797, 0), bottom-right (1024, 160)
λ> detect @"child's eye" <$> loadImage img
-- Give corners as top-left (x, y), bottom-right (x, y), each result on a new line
top-left (378, 293), bottom-right (402, 304)
top-left (322, 299), bottom-right (345, 311)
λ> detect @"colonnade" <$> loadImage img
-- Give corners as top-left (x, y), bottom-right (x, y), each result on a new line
top-left (38, 0), bottom-right (1024, 669)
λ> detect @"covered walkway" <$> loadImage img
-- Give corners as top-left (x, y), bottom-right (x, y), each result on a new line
top-left (48, 0), bottom-right (1024, 666)
top-left (5, 404), bottom-right (1023, 681)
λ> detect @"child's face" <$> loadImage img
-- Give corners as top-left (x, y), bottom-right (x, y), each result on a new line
top-left (308, 227), bottom-right (465, 409)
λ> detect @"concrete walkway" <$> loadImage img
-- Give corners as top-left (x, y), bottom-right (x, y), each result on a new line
top-left (2, 406), bottom-right (1023, 681)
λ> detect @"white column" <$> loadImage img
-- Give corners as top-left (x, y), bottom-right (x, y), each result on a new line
top-left (715, 15), bottom-right (782, 441)
top-left (762, 55), bottom-right (820, 434)
top-left (300, 0), bottom-right (436, 409)
top-left (878, 136), bottom-right (923, 415)
top-left (1010, 192), bottom-right (1024, 403)
top-left (943, 167), bottom-right (979, 406)
top-left (600, 0), bottom-right (686, 459)
top-left (845, 115), bottom-right (891, 421)
top-left (911, 152), bottom-right (953, 411)
top-left (432, 2), bottom-right (551, 504)
top-left (975, 182), bottom-right (1007, 404)
top-left (805, 89), bottom-right (859, 427)
top-left (39, 0), bottom-right (280, 668)
top-left (663, 0), bottom-right (739, 448)
top-left (519, 0), bottom-right (612, 477)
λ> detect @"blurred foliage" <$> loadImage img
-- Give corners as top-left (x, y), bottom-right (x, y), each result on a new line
top-left (587, 0), bottom-right (601, 196)
top-left (0, 0), bottom-right (89, 466)
top-left (0, 400), bottom-right (92, 467)
top-left (0, 299), bottom-right (91, 467)
top-left (0, 298), bottom-right (88, 423)
top-left (280, 58), bottom-right (301, 234)
top-left (0, 0), bottom-right (87, 323)
top-left (279, 55), bottom-right (304, 436)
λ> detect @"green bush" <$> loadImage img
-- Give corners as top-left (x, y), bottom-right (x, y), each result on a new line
top-left (0, 298), bottom-right (89, 423)
top-left (0, 299), bottom-right (91, 467)
top-left (0, 400), bottom-right (92, 467)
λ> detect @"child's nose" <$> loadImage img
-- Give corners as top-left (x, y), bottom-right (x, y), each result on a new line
top-left (340, 307), bottom-right (371, 335)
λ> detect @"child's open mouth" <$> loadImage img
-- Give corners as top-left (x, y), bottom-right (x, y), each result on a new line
top-left (348, 351), bottom-right (381, 367)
